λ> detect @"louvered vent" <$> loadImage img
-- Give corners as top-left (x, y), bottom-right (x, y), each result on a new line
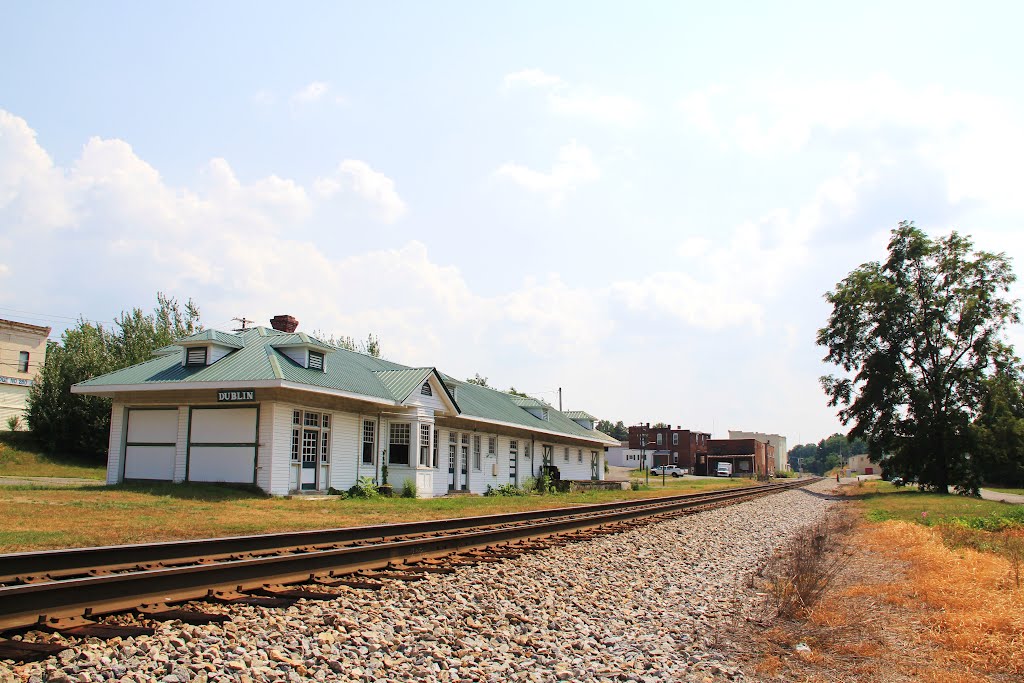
top-left (186, 347), bottom-right (207, 366)
top-left (308, 351), bottom-right (324, 371)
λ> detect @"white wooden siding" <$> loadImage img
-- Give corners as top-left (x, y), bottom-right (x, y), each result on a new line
top-left (106, 403), bottom-right (125, 485)
top-left (256, 402), bottom-right (274, 492)
top-left (329, 412), bottom-right (359, 492)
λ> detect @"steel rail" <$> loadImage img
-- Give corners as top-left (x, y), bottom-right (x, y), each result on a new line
top-left (0, 479), bottom-right (816, 632)
top-left (0, 480), bottom-right (803, 582)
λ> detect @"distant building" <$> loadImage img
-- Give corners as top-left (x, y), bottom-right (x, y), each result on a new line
top-left (845, 453), bottom-right (875, 475)
top-left (0, 319), bottom-right (51, 429)
top-left (627, 425), bottom-right (711, 470)
top-left (729, 430), bottom-right (789, 472)
top-left (704, 438), bottom-right (775, 478)
top-left (604, 440), bottom-right (648, 468)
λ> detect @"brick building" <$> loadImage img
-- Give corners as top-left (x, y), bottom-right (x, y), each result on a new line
top-left (701, 438), bottom-right (775, 478)
top-left (627, 425), bottom-right (710, 470)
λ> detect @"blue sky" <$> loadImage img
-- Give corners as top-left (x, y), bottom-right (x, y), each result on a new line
top-left (3, 2), bottom-right (1024, 446)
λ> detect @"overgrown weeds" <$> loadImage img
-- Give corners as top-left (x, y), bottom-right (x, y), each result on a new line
top-left (759, 513), bottom-right (853, 619)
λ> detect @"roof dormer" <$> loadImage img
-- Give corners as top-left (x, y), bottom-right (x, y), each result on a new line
top-left (175, 330), bottom-right (244, 367)
top-left (270, 333), bottom-right (335, 372)
top-left (511, 395), bottom-right (549, 421)
top-left (564, 410), bottom-right (596, 431)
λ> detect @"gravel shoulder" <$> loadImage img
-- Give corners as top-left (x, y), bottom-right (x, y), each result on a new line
top-left (4, 479), bottom-right (843, 683)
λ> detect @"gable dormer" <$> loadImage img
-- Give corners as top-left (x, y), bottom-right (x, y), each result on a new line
top-left (511, 396), bottom-right (549, 421)
top-left (270, 333), bottom-right (335, 372)
top-left (175, 330), bottom-right (244, 367)
top-left (565, 410), bottom-right (597, 431)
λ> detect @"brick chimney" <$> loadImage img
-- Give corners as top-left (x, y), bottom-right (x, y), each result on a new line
top-left (270, 315), bottom-right (298, 333)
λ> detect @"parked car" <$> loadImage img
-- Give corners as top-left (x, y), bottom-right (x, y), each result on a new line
top-left (651, 465), bottom-right (687, 477)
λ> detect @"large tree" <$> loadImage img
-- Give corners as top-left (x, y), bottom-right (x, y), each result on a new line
top-left (817, 222), bottom-right (1020, 494)
top-left (27, 293), bottom-right (201, 458)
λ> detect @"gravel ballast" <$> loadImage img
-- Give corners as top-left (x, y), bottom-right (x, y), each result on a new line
top-left (4, 480), bottom-right (842, 683)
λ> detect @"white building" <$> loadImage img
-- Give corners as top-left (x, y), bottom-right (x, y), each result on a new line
top-left (728, 430), bottom-right (789, 472)
top-left (72, 317), bottom-right (617, 497)
top-left (603, 441), bottom-right (651, 468)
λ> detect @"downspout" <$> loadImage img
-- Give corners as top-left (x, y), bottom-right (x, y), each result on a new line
top-left (375, 411), bottom-right (382, 485)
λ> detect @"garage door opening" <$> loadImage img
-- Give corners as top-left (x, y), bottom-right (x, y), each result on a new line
top-left (187, 407), bottom-right (258, 484)
top-left (124, 408), bottom-right (178, 481)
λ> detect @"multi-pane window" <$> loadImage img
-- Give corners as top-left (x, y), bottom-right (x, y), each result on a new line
top-left (578, 448), bottom-right (583, 463)
top-left (433, 428), bottom-right (439, 468)
top-left (488, 436), bottom-right (496, 457)
top-left (509, 440), bottom-right (518, 458)
top-left (672, 433), bottom-right (679, 446)
top-left (657, 433), bottom-right (664, 446)
top-left (186, 347), bottom-right (207, 366)
top-left (673, 452), bottom-right (678, 463)
top-left (362, 420), bottom-right (375, 464)
top-left (450, 431), bottom-right (458, 444)
top-left (524, 443), bottom-right (531, 460)
top-left (17, 351), bottom-right (29, 373)
top-left (473, 435), bottom-right (482, 470)
top-left (421, 381), bottom-right (432, 396)
top-left (389, 423), bottom-right (411, 465)
top-left (308, 351), bottom-right (324, 371)
top-left (564, 447), bottom-right (570, 463)
top-left (293, 410), bottom-right (331, 464)
top-left (419, 424), bottom-right (431, 466)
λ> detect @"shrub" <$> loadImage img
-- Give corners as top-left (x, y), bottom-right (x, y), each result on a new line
top-left (485, 483), bottom-right (526, 497)
top-left (630, 481), bottom-right (651, 491)
top-left (5, 415), bottom-right (22, 432)
top-left (347, 476), bottom-right (380, 499)
top-left (534, 473), bottom-right (556, 494)
top-left (401, 480), bottom-right (417, 498)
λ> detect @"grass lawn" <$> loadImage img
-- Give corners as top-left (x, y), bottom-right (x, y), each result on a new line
top-left (0, 478), bottom-right (757, 553)
top-left (0, 432), bottom-right (105, 480)
top-left (843, 479), bottom-right (1024, 529)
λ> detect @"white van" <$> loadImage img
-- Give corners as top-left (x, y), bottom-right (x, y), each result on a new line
top-left (716, 462), bottom-right (733, 477)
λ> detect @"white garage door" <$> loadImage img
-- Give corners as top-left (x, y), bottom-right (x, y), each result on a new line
top-left (187, 407), bottom-right (258, 484)
top-left (124, 409), bottom-right (178, 480)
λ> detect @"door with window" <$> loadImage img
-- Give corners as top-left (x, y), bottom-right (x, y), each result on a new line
top-left (542, 445), bottom-right (553, 477)
top-left (301, 428), bottom-right (319, 490)
top-left (460, 433), bottom-right (469, 490)
top-left (509, 440), bottom-right (518, 485)
top-left (448, 432), bottom-right (458, 491)
top-left (290, 410), bottom-right (330, 492)
top-left (590, 451), bottom-right (600, 480)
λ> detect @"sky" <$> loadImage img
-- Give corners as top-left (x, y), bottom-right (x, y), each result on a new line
top-left (2, 1), bottom-right (1024, 447)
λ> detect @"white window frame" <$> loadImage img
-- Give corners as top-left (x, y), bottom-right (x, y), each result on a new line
top-left (389, 422), bottom-right (412, 465)
top-left (473, 435), bottom-right (482, 471)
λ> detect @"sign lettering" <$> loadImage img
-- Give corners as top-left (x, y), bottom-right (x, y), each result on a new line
top-left (0, 376), bottom-right (32, 387)
top-left (217, 389), bottom-right (255, 402)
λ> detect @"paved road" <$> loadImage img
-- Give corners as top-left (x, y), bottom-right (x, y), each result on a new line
top-left (0, 475), bottom-right (104, 487)
top-left (980, 488), bottom-right (1024, 504)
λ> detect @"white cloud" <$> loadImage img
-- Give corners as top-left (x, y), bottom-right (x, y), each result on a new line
top-left (503, 69), bottom-right (643, 127)
top-left (495, 140), bottom-right (600, 206)
top-left (676, 77), bottom-right (1024, 212)
top-left (291, 81), bottom-right (330, 104)
top-left (315, 159), bottom-right (407, 223)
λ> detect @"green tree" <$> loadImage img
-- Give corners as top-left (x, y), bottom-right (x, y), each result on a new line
top-left (314, 331), bottom-right (382, 358)
top-left (506, 386), bottom-right (529, 398)
top-left (466, 373), bottom-right (489, 387)
top-left (818, 222), bottom-right (1020, 494)
top-left (972, 368), bottom-right (1024, 488)
top-left (596, 419), bottom-right (629, 440)
top-left (27, 294), bottom-right (202, 458)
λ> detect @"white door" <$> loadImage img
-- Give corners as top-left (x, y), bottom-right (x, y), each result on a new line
top-left (124, 409), bottom-right (178, 480)
top-left (188, 407), bottom-right (258, 484)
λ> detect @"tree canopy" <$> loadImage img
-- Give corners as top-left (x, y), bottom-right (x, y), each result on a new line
top-left (466, 373), bottom-right (489, 387)
top-left (27, 293), bottom-right (201, 458)
top-left (596, 419), bottom-right (628, 440)
top-left (788, 433), bottom-right (867, 475)
top-left (817, 222), bottom-right (1021, 493)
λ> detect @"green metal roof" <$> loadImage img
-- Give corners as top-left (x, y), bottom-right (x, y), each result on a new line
top-left (564, 410), bottom-right (596, 421)
top-left (75, 326), bottom-right (613, 443)
top-left (176, 329), bottom-right (245, 348)
top-left (269, 333), bottom-right (336, 352)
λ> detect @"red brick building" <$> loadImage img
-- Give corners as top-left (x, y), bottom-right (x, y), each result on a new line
top-left (627, 425), bottom-right (710, 470)
top-left (701, 438), bottom-right (775, 478)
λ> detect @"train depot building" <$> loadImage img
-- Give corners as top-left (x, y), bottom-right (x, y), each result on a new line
top-left (72, 316), bottom-right (616, 497)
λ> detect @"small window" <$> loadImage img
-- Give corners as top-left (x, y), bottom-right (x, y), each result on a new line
top-left (17, 351), bottom-right (29, 373)
top-left (291, 428), bottom-right (300, 462)
top-left (433, 428), bottom-right (439, 468)
top-left (449, 431), bottom-right (458, 444)
top-left (672, 433), bottom-right (679, 446)
top-left (389, 423), bottom-right (411, 465)
top-left (420, 424), bottom-right (431, 467)
top-left (321, 431), bottom-right (330, 463)
top-left (657, 433), bottom-right (663, 446)
top-left (421, 381), bottom-right (432, 396)
top-left (510, 440), bottom-right (518, 458)
top-left (488, 436), bottom-right (496, 457)
top-left (304, 412), bottom-right (320, 427)
top-left (308, 351), bottom-right (324, 371)
top-left (292, 410), bottom-right (301, 425)
top-left (578, 448), bottom-right (583, 463)
top-left (473, 435), bottom-right (482, 470)
top-left (186, 347), bottom-right (207, 366)
top-left (362, 420), bottom-right (375, 464)
top-left (673, 452), bottom-right (678, 463)
top-left (564, 447), bottom-right (570, 463)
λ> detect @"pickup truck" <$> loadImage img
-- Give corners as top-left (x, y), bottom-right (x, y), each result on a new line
top-left (651, 465), bottom-right (687, 477)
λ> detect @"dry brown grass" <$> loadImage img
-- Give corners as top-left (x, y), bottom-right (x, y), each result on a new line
top-left (735, 516), bottom-right (1023, 682)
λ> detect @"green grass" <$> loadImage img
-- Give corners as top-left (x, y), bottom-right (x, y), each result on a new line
top-left (852, 480), bottom-right (1024, 531)
top-left (0, 432), bottom-right (106, 480)
top-left (0, 478), bottom-right (752, 552)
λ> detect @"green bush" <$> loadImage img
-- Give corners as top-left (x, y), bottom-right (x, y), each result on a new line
top-left (401, 480), bottom-right (417, 498)
top-left (485, 483), bottom-right (527, 497)
top-left (347, 476), bottom-right (380, 499)
top-left (630, 481), bottom-right (652, 491)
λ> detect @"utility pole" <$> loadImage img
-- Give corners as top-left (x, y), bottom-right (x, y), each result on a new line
top-left (558, 387), bottom-right (562, 412)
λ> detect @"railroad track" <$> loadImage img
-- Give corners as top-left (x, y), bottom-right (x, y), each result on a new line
top-left (0, 478), bottom-right (818, 662)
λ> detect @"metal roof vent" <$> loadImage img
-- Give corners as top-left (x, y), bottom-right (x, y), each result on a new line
top-left (270, 315), bottom-right (298, 333)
